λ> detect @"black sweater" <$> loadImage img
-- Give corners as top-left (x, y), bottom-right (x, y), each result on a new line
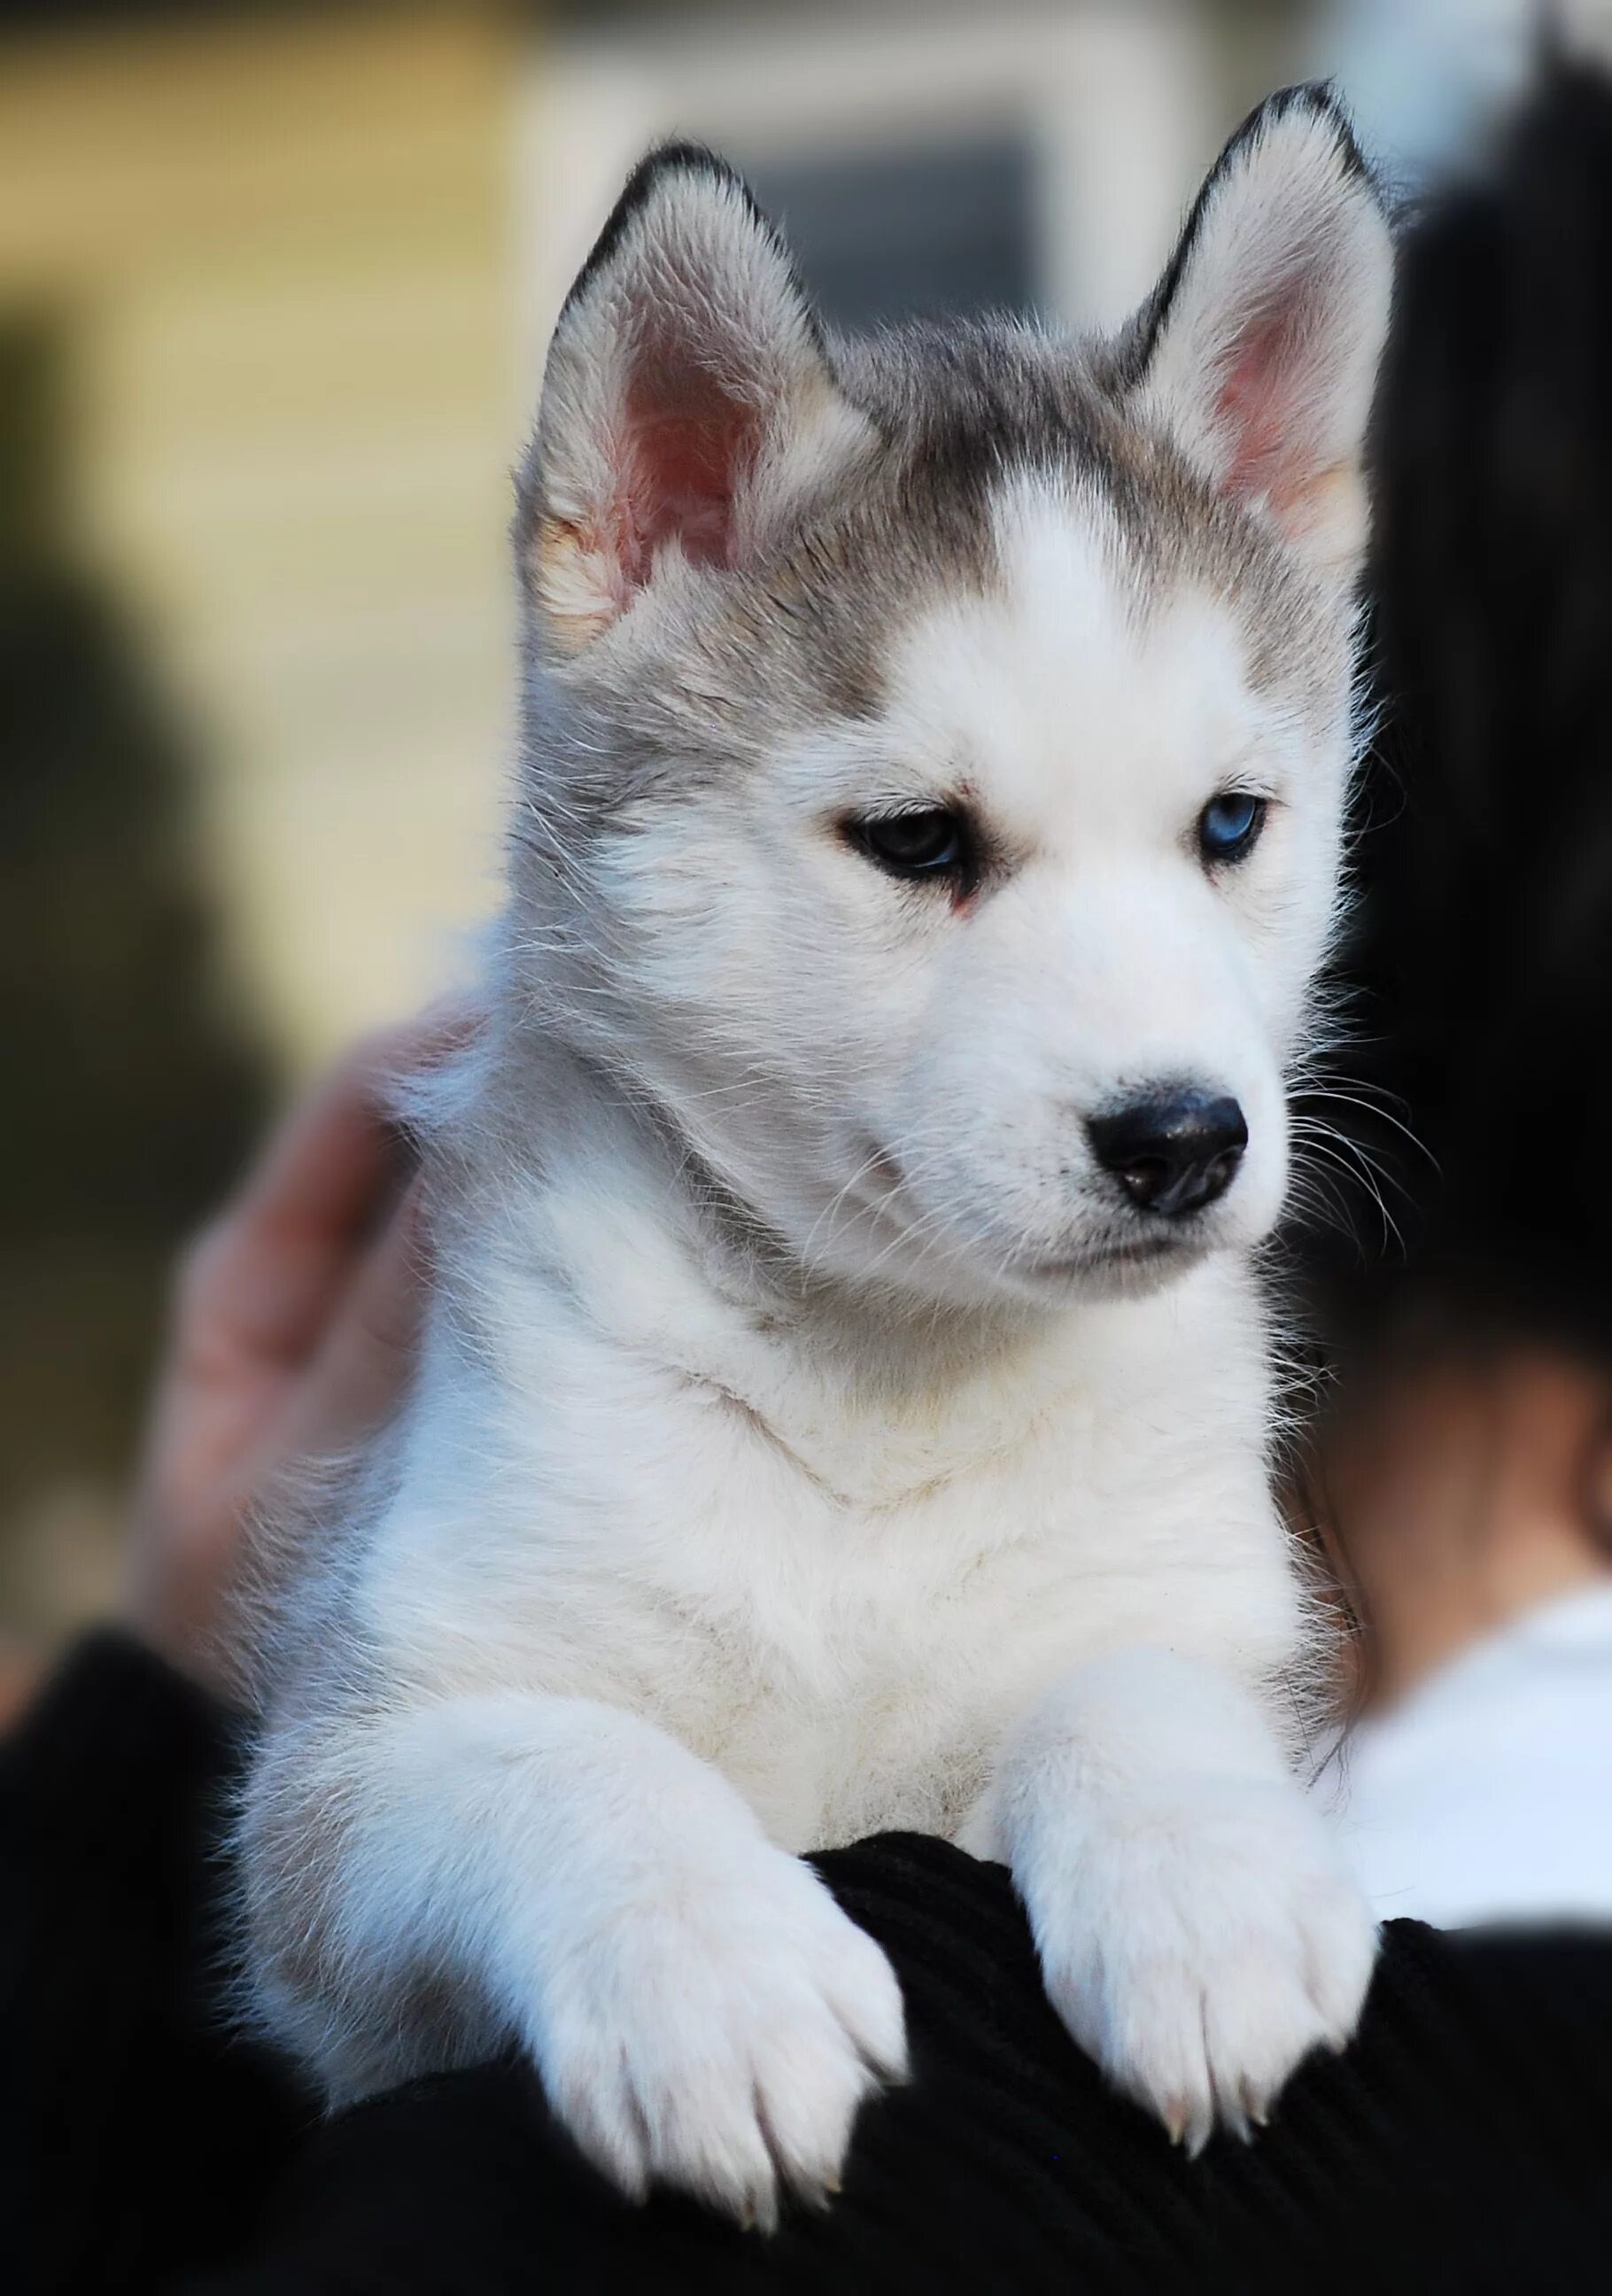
top-left (7, 1634), bottom-right (1612, 2294)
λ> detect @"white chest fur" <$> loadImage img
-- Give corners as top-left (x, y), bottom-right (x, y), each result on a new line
top-left (356, 1151), bottom-right (1301, 1855)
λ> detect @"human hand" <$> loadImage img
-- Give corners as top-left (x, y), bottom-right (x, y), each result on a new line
top-left (122, 1010), bottom-right (467, 1699)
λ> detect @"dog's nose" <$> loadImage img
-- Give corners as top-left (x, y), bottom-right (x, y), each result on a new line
top-left (1086, 1090), bottom-right (1248, 1219)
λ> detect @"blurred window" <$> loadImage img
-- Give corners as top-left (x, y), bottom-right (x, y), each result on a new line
top-left (529, 8), bottom-right (1212, 352)
top-left (744, 136), bottom-right (1037, 329)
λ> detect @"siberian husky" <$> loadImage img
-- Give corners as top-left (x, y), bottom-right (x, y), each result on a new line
top-left (241, 86), bottom-right (1392, 2227)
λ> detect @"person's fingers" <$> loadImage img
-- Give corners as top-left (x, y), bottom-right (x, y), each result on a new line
top-left (172, 1113), bottom-right (403, 1379)
top-left (275, 1178), bottom-right (431, 1464)
top-left (177, 1002), bottom-right (476, 1364)
top-left (235, 1022), bottom-right (429, 1245)
top-left (241, 998), bottom-right (476, 1239)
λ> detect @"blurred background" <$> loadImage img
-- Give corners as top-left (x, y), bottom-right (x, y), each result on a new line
top-left (0, 0), bottom-right (1576, 1679)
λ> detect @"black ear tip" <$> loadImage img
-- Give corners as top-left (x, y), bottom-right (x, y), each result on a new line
top-left (1263, 77), bottom-right (1348, 124)
top-left (626, 138), bottom-right (752, 204)
top-left (1238, 79), bottom-right (1376, 191)
top-left (562, 138), bottom-right (768, 322)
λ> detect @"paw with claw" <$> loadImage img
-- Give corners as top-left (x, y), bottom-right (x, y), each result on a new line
top-left (1029, 1776), bottom-right (1377, 2154)
top-left (526, 1845), bottom-right (908, 2227)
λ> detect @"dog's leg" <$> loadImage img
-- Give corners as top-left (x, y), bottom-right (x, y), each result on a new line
top-left (972, 1648), bottom-right (1376, 2152)
top-left (244, 1691), bottom-right (906, 2226)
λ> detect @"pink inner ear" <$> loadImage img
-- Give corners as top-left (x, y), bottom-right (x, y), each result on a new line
top-left (615, 356), bottom-right (760, 594)
top-left (1213, 291), bottom-right (1317, 519)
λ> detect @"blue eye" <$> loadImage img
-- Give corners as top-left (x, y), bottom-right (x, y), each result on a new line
top-left (1197, 792), bottom-right (1267, 865)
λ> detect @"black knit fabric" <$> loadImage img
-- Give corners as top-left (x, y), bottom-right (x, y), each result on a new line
top-left (9, 1636), bottom-right (1612, 2294)
top-left (4, 1637), bottom-right (308, 2292)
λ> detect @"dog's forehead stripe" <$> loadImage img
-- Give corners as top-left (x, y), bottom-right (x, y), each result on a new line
top-left (990, 471), bottom-right (1135, 638)
top-left (873, 474), bottom-right (1261, 844)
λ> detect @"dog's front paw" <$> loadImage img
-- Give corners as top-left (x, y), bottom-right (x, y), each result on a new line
top-left (1031, 1780), bottom-right (1376, 2155)
top-left (527, 1845), bottom-right (907, 2228)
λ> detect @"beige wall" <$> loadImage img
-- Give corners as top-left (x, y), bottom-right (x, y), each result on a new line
top-left (0, 6), bottom-right (523, 1075)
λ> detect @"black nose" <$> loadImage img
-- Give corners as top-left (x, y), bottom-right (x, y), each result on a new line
top-left (1086, 1090), bottom-right (1248, 1220)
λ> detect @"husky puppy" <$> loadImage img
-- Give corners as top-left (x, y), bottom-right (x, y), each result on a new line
top-left (241, 87), bottom-right (1392, 2227)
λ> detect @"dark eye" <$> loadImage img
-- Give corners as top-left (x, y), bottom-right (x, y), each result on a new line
top-left (847, 807), bottom-right (971, 883)
top-left (1197, 791), bottom-right (1267, 866)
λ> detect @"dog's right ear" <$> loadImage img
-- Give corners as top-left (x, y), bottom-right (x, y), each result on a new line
top-left (1122, 84), bottom-right (1392, 582)
top-left (518, 145), bottom-right (873, 654)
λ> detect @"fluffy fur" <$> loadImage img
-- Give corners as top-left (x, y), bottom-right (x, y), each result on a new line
top-left (239, 87), bottom-right (1393, 2226)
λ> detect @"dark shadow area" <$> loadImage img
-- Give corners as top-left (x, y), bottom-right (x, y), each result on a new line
top-left (0, 314), bottom-right (275, 1633)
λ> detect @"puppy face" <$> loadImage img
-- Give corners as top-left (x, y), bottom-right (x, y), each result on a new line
top-left (512, 97), bottom-right (1391, 1311)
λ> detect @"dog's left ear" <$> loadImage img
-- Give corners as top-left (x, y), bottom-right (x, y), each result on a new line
top-left (1125, 84), bottom-right (1391, 579)
top-left (519, 144), bottom-right (874, 655)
